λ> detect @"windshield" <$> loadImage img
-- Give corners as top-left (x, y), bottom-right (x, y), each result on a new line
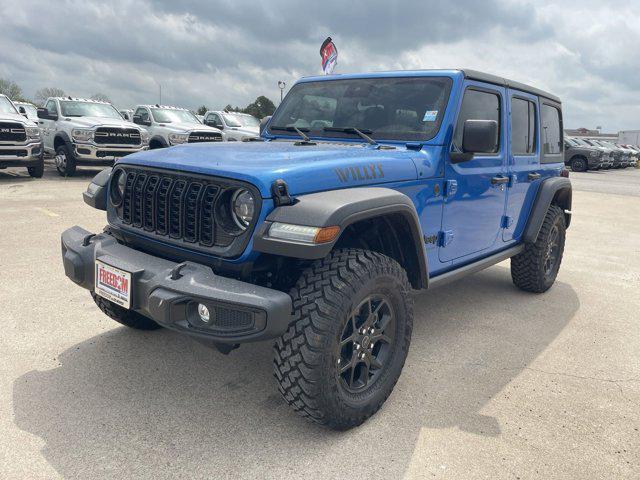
top-left (60, 101), bottom-right (122, 119)
top-left (221, 113), bottom-right (243, 127)
top-left (22, 104), bottom-right (38, 119)
top-left (0, 96), bottom-right (18, 114)
top-left (237, 114), bottom-right (260, 128)
top-left (269, 76), bottom-right (453, 142)
top-left (151, 108), bottom-right (198, 124)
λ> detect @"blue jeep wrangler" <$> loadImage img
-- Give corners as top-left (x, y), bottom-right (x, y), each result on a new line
top-left (61, 69), bottom-right (571, 430)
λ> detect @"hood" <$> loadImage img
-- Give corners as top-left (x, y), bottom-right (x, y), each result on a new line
top-left (0, 112), bottom-right (37, 127)
top-left (61, 116), bottom-right (141, 130)
top-left (157, 121), bottom-right (222, 134)
top-left (118, 140), bottom-right (421, 198)
top-left (227, 126), bottom-right (259, 136)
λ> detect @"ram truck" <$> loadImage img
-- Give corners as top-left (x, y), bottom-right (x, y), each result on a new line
top-left (61, 69), bottom-right (571, 430)
top-left (0, 94), bottom-right (44, 177)
top-left (131, 105), bottom-right (225, 148)
top-left (37, 97), bottom-right (149, 176)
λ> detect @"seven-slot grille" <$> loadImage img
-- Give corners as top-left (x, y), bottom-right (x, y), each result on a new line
top-left (0, 122), bottom-right (26, 142)
top-left (94, 127), bottom-right (141, 145)
top-left (119, 169), bottom-right (236, 247)
top-left (188, 131), bottom-right (223, 143)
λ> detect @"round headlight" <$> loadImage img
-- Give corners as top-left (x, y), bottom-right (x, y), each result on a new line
top-left (110, 169), bottom-right (127, 206)
top-left (231, 189), bottom-right (255, 229)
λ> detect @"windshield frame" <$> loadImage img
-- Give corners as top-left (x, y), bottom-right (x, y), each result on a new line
top-left (0, 96), bottom-right (19, 115)
top-left (267, 75), bottom-right (454, 143)
top-left (59, 100), bottom-right (122, 119)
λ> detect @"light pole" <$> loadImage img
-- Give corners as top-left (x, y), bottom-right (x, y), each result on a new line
top-left (278, 81), bottom-right (286, 103)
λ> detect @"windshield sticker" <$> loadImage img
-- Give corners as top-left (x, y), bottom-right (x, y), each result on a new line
top-left (423, 110), bottom-right (438, 122)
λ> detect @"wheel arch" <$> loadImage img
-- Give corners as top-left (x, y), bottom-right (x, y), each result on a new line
top-left (522, 177), bottom-right (572, 243)
top-left (253, 187), bottom-right (429, 289)
top-left (149, 135), bottom-right (168, 149)
top-left (53, 132), bottom-right (72, 150)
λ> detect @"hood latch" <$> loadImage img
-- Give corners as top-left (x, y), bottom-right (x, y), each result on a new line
top-left (272, 179), bottom-right (294, 206)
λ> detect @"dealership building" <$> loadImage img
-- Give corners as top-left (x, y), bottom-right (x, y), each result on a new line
top-left (565, 128), bottom-right (640, 145)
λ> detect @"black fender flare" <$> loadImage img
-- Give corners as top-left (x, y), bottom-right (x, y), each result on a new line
top-left (82, 167), bottom-right (113, 211)
top-left (149, 135), bottom-right (168, 148)
top-left (253, 187), bottom-right (429, 288)
top-left (53, 131), bottom-right (73, 150)
top-left (522, 177), bottom-right (572, 243)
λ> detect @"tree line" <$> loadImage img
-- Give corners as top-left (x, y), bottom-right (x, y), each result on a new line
top-left (0, 77), bottom-right (276, 119)
top-left (195, 96), bottom-right (276, 119)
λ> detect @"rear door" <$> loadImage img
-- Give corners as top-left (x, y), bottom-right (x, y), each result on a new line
top-left (439, 83), bottom-right (508, 262)
top-left (503, 91), bottom-right (539, 242)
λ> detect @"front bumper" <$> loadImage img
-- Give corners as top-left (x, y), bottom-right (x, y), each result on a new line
top-left (73, 143), bottom-right (148, 162)
top-left (61, 226), bottom-right (292, 343)
top-left (0, 141), bottom-right (43, 166)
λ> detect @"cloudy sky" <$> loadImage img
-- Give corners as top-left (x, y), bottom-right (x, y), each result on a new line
top-left (1, 0), bottom-right (638, 131)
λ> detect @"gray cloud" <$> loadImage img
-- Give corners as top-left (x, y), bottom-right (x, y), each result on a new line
top-left (0, 0), bottom-right (638, 131)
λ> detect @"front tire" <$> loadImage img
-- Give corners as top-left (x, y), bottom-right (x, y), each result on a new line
top-left (511, 205), bottom-right (566, 293)
top-left (91, 292), bottom-right (162, 330)
top-left (274, 248), bottom-right (413, 430)
top-left (27, 154), bottom-right (44, 178)
top-left (55, 144), bottom-right (77, 177)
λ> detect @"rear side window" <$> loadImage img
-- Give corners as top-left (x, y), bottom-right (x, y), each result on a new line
top-left (454, 89), bottom-right (501, 154)
top-left (541, 104), bottom-right (562, 159)
top-left (510, 98), bottom-right (536, 155)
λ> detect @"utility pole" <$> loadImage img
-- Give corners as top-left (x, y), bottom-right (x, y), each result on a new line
top-left (159, 84), bottom-right (162, 105)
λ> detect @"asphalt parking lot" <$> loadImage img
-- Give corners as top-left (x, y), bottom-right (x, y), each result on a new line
top-left (1, 164), bottom-right (639, 479)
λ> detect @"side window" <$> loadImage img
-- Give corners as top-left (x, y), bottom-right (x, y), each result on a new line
top-left (510, 97), bottom-right (536, 155)
top-left (45, 99), bottom-right (57, 115)
top-left (541, 104), bottom-right (562, 156)
top-left (454, 89), bottom-right (501, 154)
top-left (135, 107), bottom-right (150, 122)
top-left (213, 114), bottom-right (222, 125)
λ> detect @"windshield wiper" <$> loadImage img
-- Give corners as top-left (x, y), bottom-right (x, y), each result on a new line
top-left (323, 126), bottom-right (377, 146)
top-left (269, 125), bottom-right (316, 145)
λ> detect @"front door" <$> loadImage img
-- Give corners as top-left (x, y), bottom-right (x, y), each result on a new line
top-left (439, 83), bottom-right (508, 262)
top-left (40, 99), bottom-right (58, 153)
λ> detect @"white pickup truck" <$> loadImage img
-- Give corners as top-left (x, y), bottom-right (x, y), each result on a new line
top-left (37, 97), bottom-right (149, 176)
top-left (203, 110), bottom-right (260, 141)
top-left (0, 94), bottom-right (44, 178)
top-left (131, 104), bottom-right (224, 149)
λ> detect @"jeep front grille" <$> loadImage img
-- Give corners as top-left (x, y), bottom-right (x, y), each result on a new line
top-left (188, 131), bottom-right (223, 143)
top-left (114, 167), bottom-right (255, 253)
top-left (94, 127), bottom-right (141, 145)
top-left (0, 122), bottom-right (26, 142)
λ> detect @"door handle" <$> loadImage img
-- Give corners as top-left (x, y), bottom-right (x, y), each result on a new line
top-left (527, 172), bottom-right (541, 181)
top-left (491, 175), bottom-right (509, 185)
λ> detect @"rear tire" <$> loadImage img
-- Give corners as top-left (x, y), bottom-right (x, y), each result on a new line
top-left (273, 248), bottom-right (413, 430)
top-left (55, 144), bottom-right (77, 177)
top-left (91, 292), bottom-right (162, 330)
top-left (27, 154), bottom-right (44, 178)
top-left (511, 205), bottom-right (566, 293)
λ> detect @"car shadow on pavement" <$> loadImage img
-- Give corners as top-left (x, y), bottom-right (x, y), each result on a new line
top-left (12, 265), bottom-right (579, 479)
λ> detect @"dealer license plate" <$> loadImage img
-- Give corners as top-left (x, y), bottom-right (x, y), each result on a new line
top-left (95, 260), bottom-right (132, 309)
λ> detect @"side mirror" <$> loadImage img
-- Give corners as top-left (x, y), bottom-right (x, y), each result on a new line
top-left (18, 106), bottom-right (27, 117)
top-left (462, 119), bottom-right (498, 154)
top-left (37, 107), bottom-right (57, 121)
top-left (259, 115), bottom-right (272, 135)
top-left (133, 115), bottom-right (151, 126)
top-left (450, 119), bottom-right (498, 164)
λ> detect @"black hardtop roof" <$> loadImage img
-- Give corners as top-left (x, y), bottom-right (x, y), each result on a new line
top-left (463, 69), bottom-right (561, 104)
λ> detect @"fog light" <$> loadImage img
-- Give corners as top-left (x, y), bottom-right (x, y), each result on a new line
top-left (197, 303), bottom-right (210, 323)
